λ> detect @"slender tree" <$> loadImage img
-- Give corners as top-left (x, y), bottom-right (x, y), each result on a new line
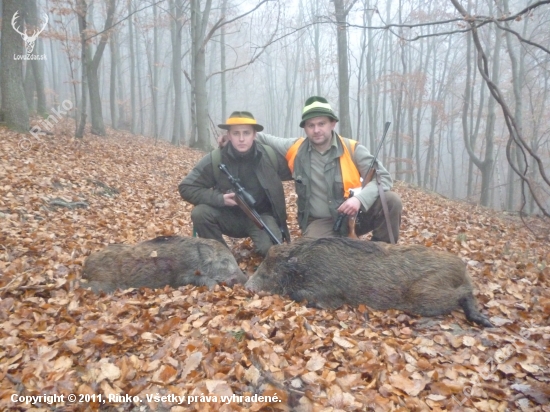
top-left (189, 0), bottom-right (211, 150)
top-left (169, 0), bottom-right (183, 145)
top-left (220, 0), bottom-right (227, 121)
top-left (109, 29), bottom-right (117, 129)
top-left (332, 0), bottom-right (356, 138)
top-left (86, 0), bottom-right (115, 136)
top-left (1, 0), bottom-right (30, 132)
top-left (75, 0), bottom-right (88, 138)
top-left (128, 0), bottom-right (137, 134)
top-left (23, 0), bottom-right (47, 115)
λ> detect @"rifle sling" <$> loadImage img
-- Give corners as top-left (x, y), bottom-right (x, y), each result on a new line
top-left (375, 170), bottom-right (395, 245)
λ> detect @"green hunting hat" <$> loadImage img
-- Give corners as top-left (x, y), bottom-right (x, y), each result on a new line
top-left (218, 111), bottom-right (264, 132)
top-left (299, 96), bottom-right (339, 128)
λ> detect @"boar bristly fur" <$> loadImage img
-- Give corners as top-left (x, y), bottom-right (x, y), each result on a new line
top-left (245, 237), bottom-right (493, 327)
top-left (82, 236), bottom-right (247, 293)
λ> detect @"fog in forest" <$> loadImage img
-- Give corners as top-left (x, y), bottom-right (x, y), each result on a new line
top-left (1, 0), bottom-right (549, 215)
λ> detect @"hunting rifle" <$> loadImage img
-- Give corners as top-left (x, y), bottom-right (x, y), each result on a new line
top-left (218, 163), bottom-right (282, 245)
top-left (333, 122), bottom-right (392, 235)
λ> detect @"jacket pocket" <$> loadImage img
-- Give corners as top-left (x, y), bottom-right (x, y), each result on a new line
top-left (332, 174), bottom-right (345, 202)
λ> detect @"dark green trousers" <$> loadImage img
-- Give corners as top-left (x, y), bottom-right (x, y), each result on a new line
top-left (355, 191), bottom-right (402, 242)
top-left (191, 204), bottom-right (281, 256)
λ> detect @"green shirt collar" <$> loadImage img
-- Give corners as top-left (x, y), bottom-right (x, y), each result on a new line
top-left (306, 131), bottom-right (339, 154)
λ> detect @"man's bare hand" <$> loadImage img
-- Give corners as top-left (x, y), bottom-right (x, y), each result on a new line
top-left (337, 196), bottom-right (361, 215)
top-left (223, 192), bottom-right (237, 206)
top-left (218, 134), bottom-right (229, 148)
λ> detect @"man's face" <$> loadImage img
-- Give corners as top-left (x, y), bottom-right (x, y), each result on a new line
top-left (228, 125), bottom-right (256, 153)
top-left (303, 116), bottom-right (337, 151)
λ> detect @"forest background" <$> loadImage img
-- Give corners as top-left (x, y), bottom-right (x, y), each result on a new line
top-left (1, 0), bottom-right (550, 410)
top-left (0, 0), bottom-right (549, 215)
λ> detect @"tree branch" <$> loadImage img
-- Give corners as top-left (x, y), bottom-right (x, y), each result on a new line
top-left (326, 0), bottom-right (550, 50)
top-left (90, 0), bottom-right (116, 70)
top-left (344, 0), bottom-right (359, 16)
top-left (493, 21), bottom-right (550, 55)
top-left (450, 0), bottom-right (550, 217)
top-left (206, 3), bottom-right (281, 81)
top-left (201, 0), bottom-right (271, 51)
top-left (86, 0), bottom-right (168, 41)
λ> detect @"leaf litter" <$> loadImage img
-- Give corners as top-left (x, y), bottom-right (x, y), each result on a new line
top-left (0, 122), bottom-right (549, 411)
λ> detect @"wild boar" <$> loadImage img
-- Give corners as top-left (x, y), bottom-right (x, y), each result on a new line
top-left (82, 236), bottom-right (247, 293)
top-left (245, 237), bottom-right (492, 327)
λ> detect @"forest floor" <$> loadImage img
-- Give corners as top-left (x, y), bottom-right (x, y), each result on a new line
top-left (0, 120), bottom-right (549, 412)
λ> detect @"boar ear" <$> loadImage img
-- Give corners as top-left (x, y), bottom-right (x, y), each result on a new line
top-left (197, 243), bottom-right (214, 261)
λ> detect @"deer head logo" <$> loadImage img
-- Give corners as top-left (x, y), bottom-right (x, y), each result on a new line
top-left (11, 11), bottom-right (49, 55)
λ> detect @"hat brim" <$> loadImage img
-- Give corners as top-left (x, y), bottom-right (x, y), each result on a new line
top-left (299, 113), bottom-right (339, 128)
top-left (218, 123), bottom-right (264, 132)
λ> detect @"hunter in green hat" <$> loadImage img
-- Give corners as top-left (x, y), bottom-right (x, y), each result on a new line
top-left (254, 96), bottom-right (402, 242)
top-left (299, 96), bottom-right (339, 127)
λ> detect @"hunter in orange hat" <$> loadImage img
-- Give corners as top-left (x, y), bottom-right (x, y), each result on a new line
top-left (178, 111), bottom-right (291, 256)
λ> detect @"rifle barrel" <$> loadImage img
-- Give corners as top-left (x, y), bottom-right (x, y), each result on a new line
top-left (368, 121), bottom-right (391, 171)
top-left (362, 122), bottom-right (391, 188)
top-left (219, 163), bottom-right (281, 245)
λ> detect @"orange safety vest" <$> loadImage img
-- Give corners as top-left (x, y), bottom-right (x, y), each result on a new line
top-left (285, 136), bottom-right (361, 198)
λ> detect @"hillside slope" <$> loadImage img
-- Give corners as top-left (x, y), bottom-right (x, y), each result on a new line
top-left (1, 123), bottom-right (549, 411)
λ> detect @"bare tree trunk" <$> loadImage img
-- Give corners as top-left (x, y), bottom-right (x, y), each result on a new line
top-left (160, 70), bottom-right (173, 139)
top-left (86, 0), bottom-right (115, 136)
top-left (144, 31), bottom-right (157, 137)
top-left (478, 31), bottom-right (500, 206)
top-left (75, 0), bottom-right (88, 138)
top-left (423, 42), bottom-right (437, 189)
top-left (423, 35), bottom-right (451, 190)
top-left (24, 65), bottom-right (36, 113)
top-left (460, 16), bottom-right (499, 206)
top-left (355, 5), bottom-right (368, 143)
top-left (46, 0), bottom-right (59, 106)
top-left (152, 0), bottom-right (159, 138)
top-left (1, 0), bottom-right (30, 132)
top-left (465, 31), bottom-right (485, 198)
top-left (311, 0), bottom-right (321, 96)
top-left (527, 63), bottom-right (548, 213)
top-left (190, 0), bottom-right (212, 150)
top-left (135, 35), bottom-right (144, 135)
top-left (379, 0), bottom-right (391, 165)
top-left (170, 0), bottom-right (182, 145)
top-left (447, 99), bottom-right (457, 198)
top-left (114, 31), bottom-right (126, 129)
top-left (220, 0), bottom-right (227, 121)
top-left (414, 26), bottom-right (428, 187)
top-left (365, 0), bottom-right (376, 152)
top-left (392, 0), bottom-right (407, 180)
top-left (333, 0), bottom-right (353, 138)
top-left (265, 49), bottom-right (276, 131)
top-left (283, 43), bottom-right (302, 138)
top-left (24, 0), bottom-right (46, 115)
top-left (128, 0), bottom-right (137, 134)
top-left (48, 41), bottom-right (58, 105)
top-left (109, 33), bottom-right (117, 129)
top-left (404, 40), bottom-right (415, 185)
top-left (434, 125), bottom-right (444, 192)
top-left (503, 0), bottom-right (524, 211)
